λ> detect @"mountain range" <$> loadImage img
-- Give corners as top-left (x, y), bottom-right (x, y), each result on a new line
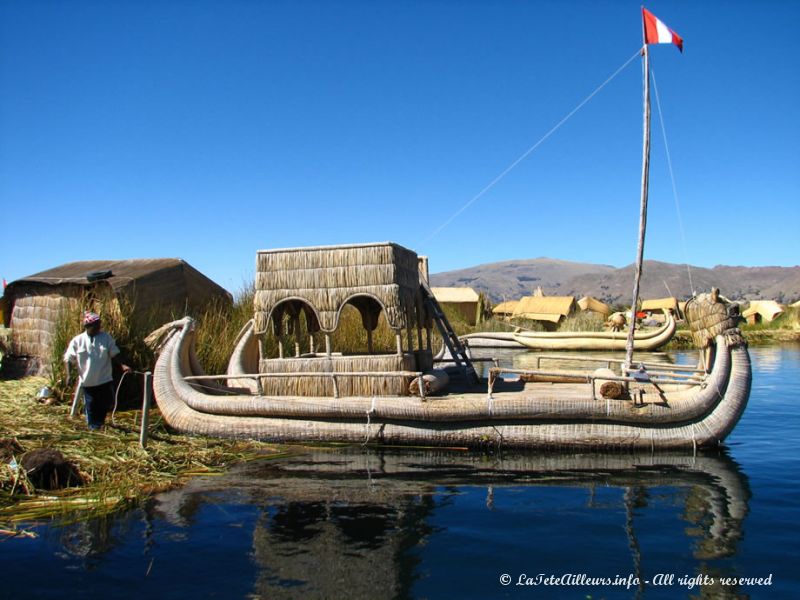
top-left (430, 258), bottom-right (800, 306)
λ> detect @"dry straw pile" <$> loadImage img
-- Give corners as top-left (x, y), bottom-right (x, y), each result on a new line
top-left (0, 377), bottom-right (289, 534)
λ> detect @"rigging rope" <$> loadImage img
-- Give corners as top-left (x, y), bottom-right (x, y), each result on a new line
top-left (420, 48), bottom-right (642, 245)
top-left (650, 67), bottom-right (696, 296)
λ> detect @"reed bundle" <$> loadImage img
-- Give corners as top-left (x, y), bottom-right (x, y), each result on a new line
top-left (258, 353), bottom-right (417, 396)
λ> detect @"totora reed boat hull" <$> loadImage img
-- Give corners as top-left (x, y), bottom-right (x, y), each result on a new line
top-left (151, 312), bottom-right (750, 451)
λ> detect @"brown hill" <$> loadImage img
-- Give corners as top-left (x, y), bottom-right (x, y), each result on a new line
top-left (430, 258), bottom-right (800, 306)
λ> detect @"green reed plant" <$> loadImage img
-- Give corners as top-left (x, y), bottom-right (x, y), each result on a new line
top-left (558, 311), bottom-right (607, 332)
top-left (193, 282), bottom-right (255, 373)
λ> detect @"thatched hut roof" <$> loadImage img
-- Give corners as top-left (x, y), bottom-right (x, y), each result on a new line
top-left (492, 300), bottom-right (519, 316)
top-left (431, 287), bottom-right (479, 303)
top-left (6, 259), bottom-right (230, 312)
top-left (512, 295), bottom-right (575, 323)
top-left (641, 297), bottom-right (679, 312)
top-left (254, 242), bottom-right (425, 335)
top-left (577, 296), bottom-right (611, 317)
top-left (742, 300), bottom-right (784, 323)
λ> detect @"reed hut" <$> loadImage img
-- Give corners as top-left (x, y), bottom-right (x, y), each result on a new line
top-left (577, 296), bottom-right (611, 318)
top-left (511, 295), bottom-right (576, 328)
top-left (253, 242), bottom-right (432, 397)
top-left (641, 297), bottom-right (678, 314)
top-left (641, 297), bottom-right (679, 323)
top-left (492, 300), bottom-right (519, 319)
top-left (431, 287), bottom-right (480, 325)
top-left (742, 300), bottom-right (784, 325)
top-left (3, 258), bottom-right (231, 372)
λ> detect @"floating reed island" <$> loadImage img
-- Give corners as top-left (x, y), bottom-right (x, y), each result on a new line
top-left (150, 242), bottom-right (751, 451)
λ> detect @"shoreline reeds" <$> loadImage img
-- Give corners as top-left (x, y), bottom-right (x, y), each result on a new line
top-left (0, 376), bottom-right (290, 535)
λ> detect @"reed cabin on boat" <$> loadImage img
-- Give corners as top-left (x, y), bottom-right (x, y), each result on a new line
top-left (250, 242), bottom-right (436, 397)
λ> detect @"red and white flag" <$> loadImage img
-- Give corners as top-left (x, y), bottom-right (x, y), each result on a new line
top-left (642, 8), bottom-right (683, 52)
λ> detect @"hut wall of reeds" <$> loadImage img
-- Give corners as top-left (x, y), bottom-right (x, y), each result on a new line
top-left (4, 259), bottom-right (231, 369)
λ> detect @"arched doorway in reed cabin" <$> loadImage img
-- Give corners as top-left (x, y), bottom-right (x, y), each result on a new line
top-left (253, 242), bottom-right (433, 396)
top-left (264, 297), bottom-right (322, 359)
top-left (332, 293), bottom-right (397, 356)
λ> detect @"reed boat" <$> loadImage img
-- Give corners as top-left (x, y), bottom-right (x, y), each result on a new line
top-left (153, 244), bottom-right (751, 450)
top-left (461, 311), bottom-right (676, 351)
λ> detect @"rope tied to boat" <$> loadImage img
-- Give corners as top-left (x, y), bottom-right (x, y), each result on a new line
top-left (363, 397), bottom-right (378, 445)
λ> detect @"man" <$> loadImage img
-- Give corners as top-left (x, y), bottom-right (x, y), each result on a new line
top-left (64, 311), bottom-right (132, 430)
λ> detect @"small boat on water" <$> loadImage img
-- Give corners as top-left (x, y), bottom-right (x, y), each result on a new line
top-left (461, 311), bottom-right (676, 351)
top-left (150, 10), bottom-right (751, 451)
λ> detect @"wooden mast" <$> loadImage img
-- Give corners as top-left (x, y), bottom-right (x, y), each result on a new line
top-left (624, 42), bottom-right (651, 373)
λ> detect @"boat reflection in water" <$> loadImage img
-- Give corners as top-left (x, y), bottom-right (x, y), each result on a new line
top-left (147, 448), bottom-right (751, 599)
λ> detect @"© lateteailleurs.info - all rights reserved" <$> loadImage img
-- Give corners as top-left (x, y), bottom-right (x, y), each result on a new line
top-left (499, 572), bottom-right (774, 590)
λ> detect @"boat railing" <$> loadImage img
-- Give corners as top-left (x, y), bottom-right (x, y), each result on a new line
top-left (183, 371), bottom-right (428, 400)
top-left (487, 367), bottom-right (705, 403)
top-left (529, 354), bottom-right (705, 374)
top-left (433, 356), bottom-right (499, 366)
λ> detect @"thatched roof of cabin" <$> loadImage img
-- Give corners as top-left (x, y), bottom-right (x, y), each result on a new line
top-left (641, 297), bottom-right (679, 312)
top-left (254, 242), bottom-right (425, 335)
top-left (577, 296), bottom-right (610, 317)
top-left (742, 300), bottom-right (784, 322)
top-left (512, 295), bottom-right (575, 323)
top-left (431, 287), bottom-right (479, 304)
top-left (6, 259), bottom-right (231, 312)
top-left (492, 300), bottom-right (519, 315)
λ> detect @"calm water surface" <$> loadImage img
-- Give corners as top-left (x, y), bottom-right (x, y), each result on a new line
top-left (4, 344), bottom-right (799, 599)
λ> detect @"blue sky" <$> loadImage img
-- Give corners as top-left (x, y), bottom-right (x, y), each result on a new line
top-left (2, 0), bottom-right (798, 293)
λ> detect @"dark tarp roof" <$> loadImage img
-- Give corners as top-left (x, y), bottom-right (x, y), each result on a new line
top-left (6, 258), bottom-right (231, 309)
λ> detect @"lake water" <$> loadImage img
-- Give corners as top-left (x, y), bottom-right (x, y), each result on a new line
top-left (4, 344), bottom-right (799, 599)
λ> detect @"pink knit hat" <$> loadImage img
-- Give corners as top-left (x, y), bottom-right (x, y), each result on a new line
top-left (83, 311), bottom-right (101, 326)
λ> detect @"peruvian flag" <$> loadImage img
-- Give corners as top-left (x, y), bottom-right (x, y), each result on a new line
top-left (642, 8), bottom-right (683, 52)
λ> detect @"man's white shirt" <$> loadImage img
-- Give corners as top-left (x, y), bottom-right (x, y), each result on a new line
top-left (64, 331), bottom-right (120, 387)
